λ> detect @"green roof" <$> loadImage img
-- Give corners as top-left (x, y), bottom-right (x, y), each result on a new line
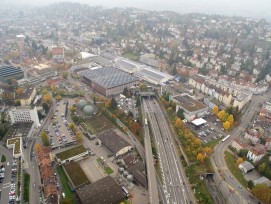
top-left (63, 161), bottom-right (90, 188)
top-left (55, 145), bottom-right (86, 161)
top-left (7, 137), bottom-right (21, 155)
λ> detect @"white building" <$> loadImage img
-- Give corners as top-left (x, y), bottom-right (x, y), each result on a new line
top-left (9, 106), bottom-right (40, 128)
top-left (247, 144), bottom-right (266, 163)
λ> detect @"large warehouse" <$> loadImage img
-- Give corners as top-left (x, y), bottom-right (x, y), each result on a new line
top-left (80, 67), bottom-right (139, 97)
top-left (0, 65), bottom-right (24, 83)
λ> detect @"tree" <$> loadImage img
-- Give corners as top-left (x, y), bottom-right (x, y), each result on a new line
top-left (175, 117), bottom-right (185, 130)
top-left (41, 89), bottom-right (49, 95)
top-left (14, 100), bottom-right (21, 106)
top-left (41, 130), bottom-right (50, 146)
top-left (248, 180), bottom-right (254, 190)
top-left (76, 132), bottom-right (82, 143)
top-left (177, 108), bottom-right (185, 120)
top-left (63, 72), bottom-right (69, 79)
top-left (236, 157), bottom-right (244, 166)
top-left (109, 97), bottom-right (118, 110)
top-left (55, 95), bottom-right (62, 101)
top-left (136, 97), bottom-right (140, 107)
top-left (227, 114), bottom-right (234, 125)
top-left (172, 64), bottom-right (177, 75)
top-left (35, 143), bottom-right (41, 152)
top-left (43, 94), bottom-right (51, 104)
top-left (42, 103), bottom-right (49, 113)
top-left (202, 147), bottom-right (212, 156)
top-left (105, 100), bottom-right (110, 109)
top-left (70, 106), bottom-right (75, 114)
top-left (238, 149), bottom-right (248, 158)
top-left (50, 85), bottom-right (55, 92)
top-left (252, 184), bottom-right (271, 203)
top-left (197, 153), bottom-right (205, 163)
top-left (217, 110), bottom-right (225, 121)
top-left (93, 96), bottom-right (96, 105)
top-left (212, 105), bottom-right (219, 114)
top-left (223, 121), bottom-right (231, 130)
top-left (68, 123), bottom-right (75, 131)
top-left (16, 87), bottom-right (25, 95)
top-left (258, 162), bottom-right (267, 174)
top-left (139, 83), bottom-right (147, 91)
top-left (223, 113), bottom-right (229, 122)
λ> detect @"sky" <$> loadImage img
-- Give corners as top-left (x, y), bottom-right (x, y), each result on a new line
top-left (2, 0), bottom-right (271, 19)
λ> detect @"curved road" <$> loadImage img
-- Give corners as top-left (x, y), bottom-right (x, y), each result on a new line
top-left (212, 91), bottom-right (271, 204)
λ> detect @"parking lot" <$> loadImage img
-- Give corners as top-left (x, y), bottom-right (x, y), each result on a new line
top-left (0, 159), bottom-right (18, 204)
top-left (117, 95), bottom-right (138, 120)
top-left (46, 100), bottom-right (76, 149)
top-left (186, 115), bottom-right (226, 143)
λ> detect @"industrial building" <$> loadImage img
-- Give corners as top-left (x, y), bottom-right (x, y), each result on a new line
top-left (172, 94), bottom-right (208, 121)
top-left (0, 65), bottom-right (24, 83)
top-left (9, 106), bottom-right (40, 127)
top-left (97, 129), bottom-right (132, 157)
top-left (80, 67), bottom-right (139, 97)
top-left (76, 176), bottom-right (125, 204)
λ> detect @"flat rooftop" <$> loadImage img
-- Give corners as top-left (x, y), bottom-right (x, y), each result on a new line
top-left (174, 94), bottom-right (207, 112)
top-left (0, 65), bottom-right (23, 77)
top-left (81, 67), bottom-right (138, 89)
top-left (63, 161), bottom-right (90, 188)
top-left (7, 137), bottom-right (21, 155)
top-left (7, 122), bottom-right (34, 138)
top-left (76, 176), bottom-right (125, 204)
top-left (55, 145), bottom-right (87, 161)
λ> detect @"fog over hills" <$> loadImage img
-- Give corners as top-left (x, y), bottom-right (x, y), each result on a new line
top-left (1, 0), bottom-right (271, 20)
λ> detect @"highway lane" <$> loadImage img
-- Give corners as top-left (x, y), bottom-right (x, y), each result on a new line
top-left (143, 97), bottom-right (193, 204)
top-left (212, 91), bottom-right (271, 203)
top-left (142, 111), bottom-right (159, 204)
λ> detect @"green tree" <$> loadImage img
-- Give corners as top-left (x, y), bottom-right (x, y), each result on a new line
top-left (136, 97), bottom-right (140, 107)
top-left (238, 149), bottom-right (248, 158)
top-left (109, 97), bottom-right (118, 110)
top-left (177, 108), bottom-right (185, 120)
top-left (258, 162), bottom-right (267, 173)
top-left (248, 180), bottom-right (254, 190)
top-left (62, 72), bottom-right (69, 79)
top-left (41, 130), bottom-right (50, 146)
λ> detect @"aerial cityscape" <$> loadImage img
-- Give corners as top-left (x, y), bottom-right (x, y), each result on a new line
top-left (0, 1), bottom-right (271, 204)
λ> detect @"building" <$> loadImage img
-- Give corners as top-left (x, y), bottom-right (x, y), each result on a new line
top-left (238, 161), bottom-right (254, 174)
top-left (247, 144), bottom-right (266, 163)
top-left (52, 47), bottom-right (64, 61)
top-left (16, 87), bottom-right (36, 106)
top-left (172, 94), bottom-right (208, 121)
top-left (140, 53), bottom-right (159, 67)
top-left (81, 67), bottom-right (139, 97)
top-left (9, 106), bottom-right (40, 127)
top-left (253, 176), bottom-right (271, 187)
top-left (76, 176), bottom-right (125, 204)
top-left (0, 65), bottom-right (24, 83)
top-left (97, 129), bottom-right (132, 157)
top-left (37, 147), bottom-right (58, 204)
top-left (55, 145), bottom-right (90, 164)
top-left (231, 138), bottom-right (251, 152)
top-left (6, 137), bottom-right (22, 158)
top-left (244, 129), bottom-right (260, 145)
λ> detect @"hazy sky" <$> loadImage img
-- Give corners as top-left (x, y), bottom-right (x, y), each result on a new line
top-left (3, 0), bottom-right (271, 19)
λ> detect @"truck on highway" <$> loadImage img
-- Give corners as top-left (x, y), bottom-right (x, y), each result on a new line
top-left (145, 118), bottom-right (148, 125)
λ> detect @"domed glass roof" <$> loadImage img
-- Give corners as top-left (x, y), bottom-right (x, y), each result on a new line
top-left (83, 105), bottom-right (94, 116)
top-left (78, 100), bottom-right (87, 110)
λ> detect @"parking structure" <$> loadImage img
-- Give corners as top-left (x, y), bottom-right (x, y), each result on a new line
top-left (46, 100), bottom-right (76, 149)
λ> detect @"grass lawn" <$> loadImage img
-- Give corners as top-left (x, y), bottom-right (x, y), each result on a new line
top-left (104, 167), bottom-right (114, 175)
top-left (56, 145), bottom-right (86, 161)
top-left (86, 115), bottom-right (113, 133)
top-left (23, 173), bottom-right (30, 202)
top-left (7, 137), bottom-right (21, 154)
top-left (122, 52), bottom-right (139, 61)
top-left (224, 151), bottom-right (248, 188)
top-left (63, 161), bottom-right (89, 187)
top-left (204, 138), bottom-right (222, 149)
top-left (57, 166), bottom-right (75, 204)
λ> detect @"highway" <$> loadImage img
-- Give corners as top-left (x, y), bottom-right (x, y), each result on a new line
top-left (142, 111), bottom-right (159, 204)
top-left (212, 91), bottom-right (271, 204)
top-left (143, 97), bottom-right (194, 204)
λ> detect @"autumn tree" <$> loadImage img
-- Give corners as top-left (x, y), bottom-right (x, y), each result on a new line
top-left (76, 132), bottom-right (82, 143)
top-left (175, 117), bottom-right (185, 130)
top-left (41, 89), bottom-right (49, 95)
top-left (43, 94), bottom-right (52, 104)
top-left (202, 147), bottom-right (212, 156)
top-left (252, 184), bottom-right (271, 203)
top-left (217, 110), bottom-right (225, 121)
top-left (227, 114), bottom-right (234, 125)
top-left (68, 123), bottom-right (75, 131)
top-left (212, 105), bottom-right (219, 114)
top-left (50, 85), bottom-right (55, 92)
top-left (223, 121), bottom-right (231, 130)
top-left (197, 153), bottom-right (206, 163)
top-left (236, 157), bottom-right (244, 166)
top-left (41, 130), bottom-right (50, 146)
top-left (16, 87), bottom-right (25, 95)
top-left (105, 99), bottom-right (110, 109)
top-left (35, 143), bottom-right (41, 152)
top-left (55, 95), bottom-right (62, 101)
top-left (70, 106), bottom-right (75, 114)
top-left (63, 72), bottom-right (69, 79)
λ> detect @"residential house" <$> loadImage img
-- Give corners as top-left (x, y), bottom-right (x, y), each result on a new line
top-left (244, 129), bottom-right (260, 145)
top-left (16, 87), bottom-right (36, 106)
top-left (247, 144), bottom-right (266, 163)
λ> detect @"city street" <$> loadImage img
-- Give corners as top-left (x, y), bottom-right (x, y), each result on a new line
top-left (212, 91), bottom-right (271, 204)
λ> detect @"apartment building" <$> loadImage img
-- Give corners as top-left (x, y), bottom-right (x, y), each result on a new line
top-left (9, 106), bottom-right (40, 127)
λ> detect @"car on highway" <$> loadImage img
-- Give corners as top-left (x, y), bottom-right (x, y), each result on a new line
top-left (237, 185), bottom-right (242, 189)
